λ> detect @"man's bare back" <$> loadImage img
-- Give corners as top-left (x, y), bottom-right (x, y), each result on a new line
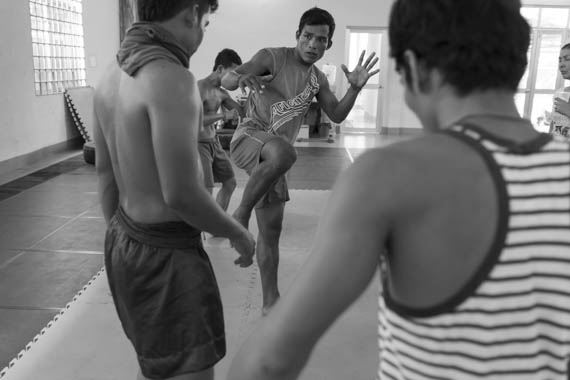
top-left (95, 61), bottom-right (198, 223)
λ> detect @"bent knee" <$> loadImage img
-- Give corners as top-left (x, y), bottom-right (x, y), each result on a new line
top-left (262, 140), bottom-right (297, 170)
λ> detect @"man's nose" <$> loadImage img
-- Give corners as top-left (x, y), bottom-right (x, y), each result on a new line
top-left (307, 37), bottom-right (318, 48)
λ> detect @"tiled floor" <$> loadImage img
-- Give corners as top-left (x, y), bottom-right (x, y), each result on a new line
top-left (0, 133), bottom-right (408, 375)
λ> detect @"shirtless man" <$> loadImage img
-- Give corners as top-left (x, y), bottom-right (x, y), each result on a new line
top-left (93, 1), bottom-right (255, 379)
top-left (227, 0), bottom-right (570, 379)
top-left (221, 7), bottom-right (379, 314)
top-left (198, 48), bottom-right (244, 212)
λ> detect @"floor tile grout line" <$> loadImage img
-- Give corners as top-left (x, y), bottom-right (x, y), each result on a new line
top-left (18, 248), bottom-right (103, 255)
top-left (26, 209), bottom-right (93, 251)
top-left (0, 306), bottom-right (63, 312)
top-left (0, 267), bottom-right (106, 380)
top-left (0, 251), bottom-right (27, 271)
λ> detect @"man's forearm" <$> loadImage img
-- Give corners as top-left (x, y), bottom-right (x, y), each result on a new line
top-left (328, 86), bottom-right (361, 123)
top-left (167, 184), bottom-right (244, 239)
top-left (203, 112), bottom-right (225, 126)
top-left (221, 70), bottom-right (242, 91)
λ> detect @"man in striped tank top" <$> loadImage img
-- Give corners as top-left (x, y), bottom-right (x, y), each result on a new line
top-left (226, 0), bottom-right (570, 379)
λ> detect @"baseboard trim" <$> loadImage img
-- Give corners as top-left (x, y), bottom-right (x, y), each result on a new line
top-left (380, 127), bottom-right (423, 136)
top-left (0, 137), bottom-right (84, 182)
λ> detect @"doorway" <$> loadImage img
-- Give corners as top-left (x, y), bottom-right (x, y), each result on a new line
top-left (342, 27), bottom-right (387, 133)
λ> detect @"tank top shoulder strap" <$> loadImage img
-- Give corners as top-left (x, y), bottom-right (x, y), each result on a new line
top-left (442, 121), bottom-right (553, 155)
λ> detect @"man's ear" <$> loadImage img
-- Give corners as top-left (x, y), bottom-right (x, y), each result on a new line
top-left (403, 50), bottom-right (434, 94)
top-left (183, 3), bottom-right (200, 27)
top-left (327, 39), bottom-right (333, 50)
top-left (295, 30), bottom-right (300, 40)
top-left (403, 50), bottom-right (421, 94)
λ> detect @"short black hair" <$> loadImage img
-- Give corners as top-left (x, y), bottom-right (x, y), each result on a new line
top-left (389, 0), bottom-right (530, 96)
top-left (138, 0), bottom-right (218, 22)
top-left (562, 43), bottom-right (570, 51)
top-left (213, 49), bottom-right (242, 71)
top-left (297, 7), bottom-right (335, 42)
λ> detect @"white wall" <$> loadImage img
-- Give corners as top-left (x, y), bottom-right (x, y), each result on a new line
top-left (0, 0), bottom-right (118, 163)
top-left (1, 0), bottom-right (568, 165)
top-left (83, 0), bottom-right (120, 89)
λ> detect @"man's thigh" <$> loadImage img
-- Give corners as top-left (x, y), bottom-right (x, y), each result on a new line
top-left (230, 127), bottom-right (280, 172)
top-left (211, 139), bottom-right (235, 183)
top-left (198, 141), bottom-right (215, 188)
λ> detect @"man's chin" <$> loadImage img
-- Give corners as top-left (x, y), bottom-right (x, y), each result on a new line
top-left (303, 55), bottom-right (319, 64)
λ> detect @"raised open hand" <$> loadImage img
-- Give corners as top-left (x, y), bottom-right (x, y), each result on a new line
top-left (237, 73), bottom-right (273, 96)
top-left (341, 50), bottom-right (380, 91)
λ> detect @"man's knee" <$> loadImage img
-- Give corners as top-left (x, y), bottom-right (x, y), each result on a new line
top-left (261, 139), bottom-right (297, 171)
top-left (257, 215), bottom-right (283, 242)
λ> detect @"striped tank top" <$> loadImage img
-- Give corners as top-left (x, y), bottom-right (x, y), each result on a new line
top-left (378, 122), bottom-right (570, 380)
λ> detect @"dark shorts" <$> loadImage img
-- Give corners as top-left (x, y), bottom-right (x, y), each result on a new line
top-left (104, 207), bottom-right (225, 379)
top-left (230, 121), bottom-right (290, 208)
top-left (198, 137), bottom-right (235, 188)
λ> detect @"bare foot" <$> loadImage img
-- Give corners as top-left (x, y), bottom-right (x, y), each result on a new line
top-left (232, 207), bottom-right (251, 230)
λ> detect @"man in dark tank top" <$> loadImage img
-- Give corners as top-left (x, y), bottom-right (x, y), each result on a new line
top-left (226, 1), bottom-right (570, 379)
top-left (221, 7), bottom-right (379, 315)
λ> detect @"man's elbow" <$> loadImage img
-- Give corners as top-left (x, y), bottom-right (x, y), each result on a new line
top-left (328, 114), bottom-right (345, 124)
top-left (239, 349), bottom-right (302, 380)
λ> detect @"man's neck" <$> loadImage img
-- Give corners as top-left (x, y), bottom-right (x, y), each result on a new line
top-left (435, 90), bottom-right (522, 129)
top-left (156, 18), bottom-right (193, 57)
top-left (293, 48), bottom-right (314, 68)
top-left (203, 71), bottom-right (221, 88)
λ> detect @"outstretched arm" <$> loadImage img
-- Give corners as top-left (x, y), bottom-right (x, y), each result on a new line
top-left (226, 150), bottom-right (393, 380)
top-left (221, 49), bottom-right (274, 95)
top-left (317, 50), bottom-right (379, 123)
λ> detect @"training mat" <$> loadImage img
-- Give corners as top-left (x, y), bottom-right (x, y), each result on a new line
top-left (1, 189), bottom-right (379, 380)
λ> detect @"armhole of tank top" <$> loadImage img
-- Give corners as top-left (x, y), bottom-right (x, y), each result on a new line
top-left (267, 48), bottom-right (286, 81)
top-left (384, 127), bottom-right (510, 318)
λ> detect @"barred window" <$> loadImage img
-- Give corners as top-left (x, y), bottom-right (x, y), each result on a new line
top-left (29, 0), bottom-right (86, 96)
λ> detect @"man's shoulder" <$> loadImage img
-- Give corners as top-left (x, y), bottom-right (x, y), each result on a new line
top-left (139, 60), bottom-right (196, 95)
top-left (354, 133), bottom-right (464, 177)
top-left (260, 47), bottom-right (293, 62)
top-left (139, 59), bottom-right (194, 82)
